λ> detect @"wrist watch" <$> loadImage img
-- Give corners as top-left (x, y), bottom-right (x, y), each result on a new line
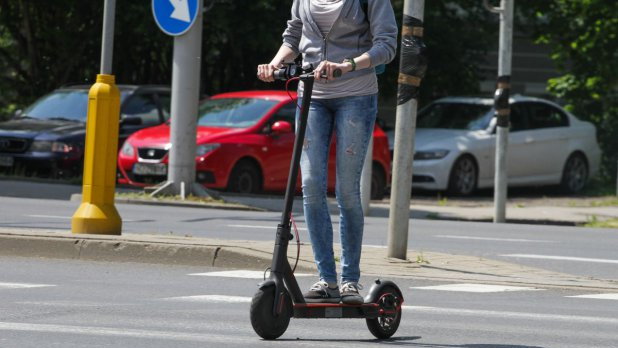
top-left (344, 58), bottom-right (356, 72)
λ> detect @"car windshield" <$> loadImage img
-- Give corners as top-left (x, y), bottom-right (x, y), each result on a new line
top-left (417, 102), bottom-right (493, 130)
top-left (197, 98), bottom-right (277, 128)
top-left (21, 89), bottom-right (131, 122)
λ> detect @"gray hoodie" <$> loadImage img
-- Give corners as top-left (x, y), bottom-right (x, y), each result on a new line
top-left (282, 0), bottom-right (398, 80)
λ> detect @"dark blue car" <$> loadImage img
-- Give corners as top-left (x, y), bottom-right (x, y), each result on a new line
top-left (0, 85), bottom-right (171, 178)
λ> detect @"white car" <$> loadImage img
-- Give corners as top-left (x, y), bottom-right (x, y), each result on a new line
top-left (387, 96), bottom-right (602, 195)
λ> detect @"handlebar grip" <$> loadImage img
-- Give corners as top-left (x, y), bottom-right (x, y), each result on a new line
top-left (320, 68), bottom-right (343, 79)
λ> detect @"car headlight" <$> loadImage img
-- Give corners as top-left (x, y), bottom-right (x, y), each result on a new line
top-left (30, 140), bottom-right (53, 152)
top-left (30, 141), bottom-right (80, 154)
top-left (414, 149), bottom-right (450, 160)
top-left (121, 141), bottom-right (135, 157)
top-left (196, 143), bottom-right (221, 157)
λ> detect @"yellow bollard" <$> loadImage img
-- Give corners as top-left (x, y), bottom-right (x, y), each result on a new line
top-left (71, 74), bottom-right (122, 235)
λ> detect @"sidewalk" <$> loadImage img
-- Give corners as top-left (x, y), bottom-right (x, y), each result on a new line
top-left (2, 227), bottom-right (617, 291)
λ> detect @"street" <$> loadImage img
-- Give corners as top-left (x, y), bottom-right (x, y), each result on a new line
top-left (1, 195), bottom-right (616, 280)
top-left (1, 256), bottom-right (617, 347)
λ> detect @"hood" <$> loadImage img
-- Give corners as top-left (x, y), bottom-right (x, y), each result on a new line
top-left (126, 124), bottom-right (247, 148)
top-left (387, 128), bottom-right (470, 150)
top-left (0, 118), bottom-right (85, 139)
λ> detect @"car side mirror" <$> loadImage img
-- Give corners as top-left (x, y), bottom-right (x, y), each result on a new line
top-left (13, 109), bottom-right (22, 118)
top-left (271, 121), bottom-right (292, 134)
top-left (120, 116), bottom-right (142, 126)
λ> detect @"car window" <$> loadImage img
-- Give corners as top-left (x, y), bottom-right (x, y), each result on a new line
top-left (509, 103), bottom-right (529, 132)
top-left (123, 93), bottom-right (160, 126)
top-left (158, 93), bottom-right (171, 121)
top-left (269, 102), bottom-right (297, 129)
top-left (417, 102), bottom-right (493, 130)
top-left (527, 103), bottom-right (569, 129)
top-left (21, 90), bottom-right (89, 122)
top-left (197, 98), bottom-right (277, 128)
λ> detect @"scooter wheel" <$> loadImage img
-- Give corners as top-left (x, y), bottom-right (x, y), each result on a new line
top-left (250, 286), bottom-right (292, 340)
top-left (366, 285), bottom-right (402, 339)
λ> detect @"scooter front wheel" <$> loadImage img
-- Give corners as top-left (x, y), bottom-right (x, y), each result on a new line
top-left (366, 285), bottom-right (402, 339)
top-left (250, 286), bottom-right (292, 339)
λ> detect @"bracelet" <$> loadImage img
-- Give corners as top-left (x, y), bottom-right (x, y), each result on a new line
top-left (344, 58), bottom-right (356, 72)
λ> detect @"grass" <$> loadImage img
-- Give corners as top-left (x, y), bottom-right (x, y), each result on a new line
top-left (583, 215), bottom-right (618, 229)
top-left (115, 192), bottom-right (223, 204)
top-left (415, 252), bottom-right (430, 264)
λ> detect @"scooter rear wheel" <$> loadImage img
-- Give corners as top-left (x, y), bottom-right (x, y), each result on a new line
top-left (366, 285), bottom-right (402, 339)
top-left (250, 286), bottom-right (292, 340)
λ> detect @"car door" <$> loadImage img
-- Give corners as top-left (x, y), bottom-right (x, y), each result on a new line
top-left (262, 102), bottom-right (297, 190)
top-left (522, 102), bottom-right (570, 178)
top-left (119, 92), bottom-right (162, 145)
top-left (505, 102), bottom-right (534, 179)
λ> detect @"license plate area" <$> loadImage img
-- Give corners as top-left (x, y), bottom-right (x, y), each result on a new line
top-left (133, 163), bottom-right (167, 176)
top-left (0, 155), bottom-right (14, 167)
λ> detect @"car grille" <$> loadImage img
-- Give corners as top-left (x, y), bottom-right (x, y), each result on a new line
top-left (0, 137), bottom-right (29, 153)
top-left (137, 147), bottom-right (168, 161)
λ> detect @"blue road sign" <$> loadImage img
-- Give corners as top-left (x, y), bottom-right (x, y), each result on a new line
top-left (152, 0), bottom-right (200, 36)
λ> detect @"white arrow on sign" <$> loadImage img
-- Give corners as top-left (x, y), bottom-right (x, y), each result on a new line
top-left (169, 0), bottom-right (191, 23)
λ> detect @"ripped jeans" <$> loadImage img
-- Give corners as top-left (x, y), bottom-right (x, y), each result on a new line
top-left (299, 93), bottom-right (378, 284)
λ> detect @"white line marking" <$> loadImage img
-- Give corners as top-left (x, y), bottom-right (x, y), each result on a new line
top-left (26, 215), bottom-right (71, 219)
top-left (502, 254), bottom-right (618, 264)
top-left (566, 293), bottom-right (618, 300)
top-left (189, 270), bottom-right (312, 278)
top-left (0, 282), bottom-right (56, 289)
top-left (411, 283), bottom-right (543, 293)
top-left (162, 295), bottom-right (252, 303)
top-left (227, 224), bottom-right (307, 231)
top-left (403, 306), bottom-right (618, 325)
top-left (0, 321), bottom-right (241, 343)
top-left (26, 214), bottom-right (138, 223)
top-left (436, 235), bottom-right (555, 243)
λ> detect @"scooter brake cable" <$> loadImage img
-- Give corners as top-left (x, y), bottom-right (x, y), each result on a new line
top-left (289, 213), bottom-right (301, 273)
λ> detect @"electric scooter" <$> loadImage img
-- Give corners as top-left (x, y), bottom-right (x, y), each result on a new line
top-left (249, 63), bottom-right (403, 340)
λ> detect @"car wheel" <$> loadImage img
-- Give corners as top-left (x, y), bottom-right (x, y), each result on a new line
top-left (227, 160), bottom-right (262, 194)
top-left (561, 153), bottom-right (588, 194)
top-left (370, 163), bottom-right (386, 200)
top-left (447, 155), bottom-right (477, 196)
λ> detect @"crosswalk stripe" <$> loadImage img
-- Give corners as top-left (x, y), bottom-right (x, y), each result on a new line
top-left (404, 305), bottom-right (618, 325)
top-left (189, 270), bottom-right (312, 278)
top-left (501, 254), bottom-right (618, 264)
top-left (0, 282), bottom-right (56, 289)
top-left (162, 295), bottom-right (252, 303)
top-left (410, 283), bottom-right (543, 293)
top-left (566, 293), bottom-right (618, 300)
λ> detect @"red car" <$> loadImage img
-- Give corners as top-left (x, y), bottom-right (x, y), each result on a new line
top-left (118, 90), bottom-right (391, 199)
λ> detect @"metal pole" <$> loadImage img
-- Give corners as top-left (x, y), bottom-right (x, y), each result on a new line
top-left (387, 0), bottom-right (427, 259)
top-left (100, 0), bottom-right (116, 75)
top-left (167, 0), bottom-right (203, 196)
top-left (361, 136), bottom-right (373, 215)
top-left (491, 0), bottom-right (513, 223)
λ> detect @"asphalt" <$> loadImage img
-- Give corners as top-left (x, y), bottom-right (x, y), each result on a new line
top-left (2, 178), bottom-right (617, 292)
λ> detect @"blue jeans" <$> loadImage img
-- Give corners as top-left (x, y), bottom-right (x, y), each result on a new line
top-left (298, 93), bottom-right (378, 284)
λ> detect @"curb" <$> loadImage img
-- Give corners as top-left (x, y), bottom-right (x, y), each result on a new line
top-left (0, 230), bottom-right (312, 273)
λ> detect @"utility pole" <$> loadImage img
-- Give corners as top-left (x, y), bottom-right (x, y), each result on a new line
top-left (72, 0), bottom-right (122, 235)
top-left (484, 0), bottom-right (514, 223)
top-left (387, 0), bottom-right (427, 259)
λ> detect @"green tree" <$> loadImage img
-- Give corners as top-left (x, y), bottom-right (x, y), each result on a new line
top-left (534, 0), bottom-right (618, 182)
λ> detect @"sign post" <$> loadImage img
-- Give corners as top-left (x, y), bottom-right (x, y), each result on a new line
top-left (151, 0), bottom-right (216, 199)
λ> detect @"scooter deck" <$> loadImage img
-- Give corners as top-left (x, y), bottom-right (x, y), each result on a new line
top-left (293, 303), bottom-right (380, 319)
